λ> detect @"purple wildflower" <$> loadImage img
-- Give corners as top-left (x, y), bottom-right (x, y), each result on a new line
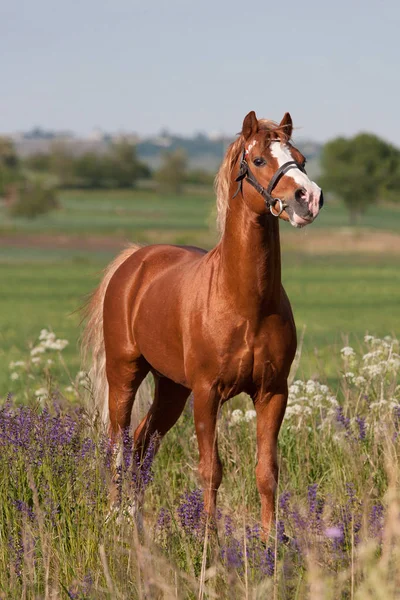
top-left (261, 546), bottom-right (275, 577)
top-left (277, 519), bottom-right (288, 544)
top-left (176, 488), bottom-right (205, 537)
top-left (132, 434), bottom-right (157, 494)
top-left (221, 537), bottom-right (244, 571)
top-left (369, 503), bottom-right (384, 540)
top-left (335, 406), bottom-right (352, 437)
top-left (279, 490), bottom-right (291, 517)
top-left (156, 507), bottom-right (172, 533)
top-left (13, 499), bottom-right (35, 522)
top-left (355, 416), bottom-right (367, 441)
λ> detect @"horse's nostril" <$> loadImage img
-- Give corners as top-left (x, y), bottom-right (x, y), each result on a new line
top-left (295, 187), bottom-right (307, 202)
top-left (319, 191), bottom-right (324, 209)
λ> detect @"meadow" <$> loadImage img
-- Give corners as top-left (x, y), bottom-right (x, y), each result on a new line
top-left (0, 188), bottom-right (400, 597)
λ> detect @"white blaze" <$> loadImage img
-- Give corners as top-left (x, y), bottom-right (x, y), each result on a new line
top-left (269, 141), bottom-right (321, 220)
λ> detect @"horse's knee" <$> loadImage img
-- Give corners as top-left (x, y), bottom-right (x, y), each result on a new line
top-left (198, 455), bottom-right (223, 490)
top-left (255, 460), bottom-right (278, 497)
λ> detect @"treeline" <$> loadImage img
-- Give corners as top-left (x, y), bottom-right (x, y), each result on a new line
top-left (2, 132), bottom-right (400, 223)
top-left (0, 139), bottom-right (214, 218)
top-left (25, 140), bottom-right (151, 189)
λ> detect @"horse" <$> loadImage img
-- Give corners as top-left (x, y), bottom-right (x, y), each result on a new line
top-left (82, 110), bottom-right (323, 538)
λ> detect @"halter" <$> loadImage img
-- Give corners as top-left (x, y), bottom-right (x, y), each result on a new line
top-left (233, 148), bottom-right (307, 217)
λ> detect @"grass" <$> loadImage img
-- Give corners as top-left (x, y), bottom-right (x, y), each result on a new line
top-left (1, 187), bottom-right (399, 394)
top-left (1, 187), bottom-right (400, 597)
top-left (1, 335), bottom-right (399, 598)
top-left (0, 188), bottom-right (400, 240)
top-left (1, 252), bottom-right (399, 397)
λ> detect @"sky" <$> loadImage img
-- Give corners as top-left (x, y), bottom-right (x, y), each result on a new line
top-left (1, 0), bottom-right (400, 144)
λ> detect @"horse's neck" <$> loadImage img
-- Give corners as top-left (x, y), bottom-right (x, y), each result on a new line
top-left (217, 195), bottom-right (282, 315)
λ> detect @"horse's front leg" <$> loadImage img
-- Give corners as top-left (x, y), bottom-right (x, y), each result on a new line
top-left (193, 385), bottom-right (222, 518)
top-left (253, 386), bottom-right (288, 540)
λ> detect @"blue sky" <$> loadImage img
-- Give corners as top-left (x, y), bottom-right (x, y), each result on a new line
top-left (1, 0), bottom-right (399, 144)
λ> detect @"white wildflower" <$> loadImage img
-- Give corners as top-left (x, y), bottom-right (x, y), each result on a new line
top-left (306, 380), bottom-right (317, 393)
top-left (31, 357), bottom-right (41, 364)
top-left (31, 346), bottom-right (45, 356)
top-left (35, 388), bottom-right (48, 401)
top-left (50, 339), bottom-right (69, 351)
top-left (9, 360), bottom-right (25, 369)
top-left (354, 376), bottom-right (366, 387)
top-left (39, 329), bottom-right (50, 340)
top-left (363, 364), bottom-right (384, 378)
top-left (10, 372), bottom-right (19, 381)
top-left (230, 409), bottom-right (243, 424)
top-left (364, 335), bottom-right (375, 343)
top-left (65, 386), bottom-right (74, 393)
top-left (285, 404), bottom-right (302, 417)
top-left (341, 346), bottom-right (355, 358)
top-left (244, 409), bottom-right (257, 422)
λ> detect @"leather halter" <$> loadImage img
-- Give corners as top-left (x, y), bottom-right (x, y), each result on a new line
top-left (233, 148), bottom-right (307, 217)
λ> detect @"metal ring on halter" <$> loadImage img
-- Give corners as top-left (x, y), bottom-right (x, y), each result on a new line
top-left (270, 198), bottom-right (285, 217)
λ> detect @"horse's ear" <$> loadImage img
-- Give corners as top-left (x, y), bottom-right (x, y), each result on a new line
top-left (242, 111), bottom-right (259, 140)
top-left (279, 112), bottom-right (293, 139)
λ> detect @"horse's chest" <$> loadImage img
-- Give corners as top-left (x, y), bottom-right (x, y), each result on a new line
top-left (211, 317), bottom-right (295, 398)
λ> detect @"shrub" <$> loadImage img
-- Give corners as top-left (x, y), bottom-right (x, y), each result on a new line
top-left (8, 182), bottom-right (58, 219)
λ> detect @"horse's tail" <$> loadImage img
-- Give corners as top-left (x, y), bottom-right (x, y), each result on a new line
top-left (81, 244), bottom-right (142, 425)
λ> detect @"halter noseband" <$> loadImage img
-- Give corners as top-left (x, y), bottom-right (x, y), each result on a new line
top-left (233, 148), bottom-right (306, 217)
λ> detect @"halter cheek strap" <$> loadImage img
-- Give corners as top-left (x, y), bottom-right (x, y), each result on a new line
top-left (233, 150), bottom-right (306, 217)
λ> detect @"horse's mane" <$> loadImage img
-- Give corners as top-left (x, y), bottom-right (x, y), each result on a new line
top-left (214, 119), bottom-right (291, 235)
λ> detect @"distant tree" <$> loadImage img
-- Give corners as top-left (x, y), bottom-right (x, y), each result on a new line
top-left (156, 149), bottom-right (188, 194)
top-left (74, 152), bottom-right (106, 188)
top-left (48, 142), bottom-right (75, 187)
top-left (8, 181), bottom-right (58, 219)
top-left (24, 153), bottom-right (51, 173)
top-left (0, 136), bottom-right (20, 195)
top-left (109, 139), bottom-right (150, 188)
top-left (320, 134), bottom-right (400, 224)
top-left (0, 137), bottom-right (19, 169)
top-left (185, 168), bottom-right (214, 186)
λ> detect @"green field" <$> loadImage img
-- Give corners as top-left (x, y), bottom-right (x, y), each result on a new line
top-left (1, 189), bottom-right (400, 396)
top-left (1, 188), bottom-right (400, 240)
top-left (1, 189), bottom-right (400, 597)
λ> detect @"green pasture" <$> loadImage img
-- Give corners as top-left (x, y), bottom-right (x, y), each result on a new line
top-left (0, 188), bottom-right (400, 241)
top-left (1, 251), bottom-right (399, 397)
top-left (1, 188), bottom-right (399, 396)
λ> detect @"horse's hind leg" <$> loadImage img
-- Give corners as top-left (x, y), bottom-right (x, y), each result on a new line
top-left (107, 355), bottom-right (150, 439)
top-left (133, 375), bottom-right (190, 458)
top-left (106, 355), bottom-right (149, 508)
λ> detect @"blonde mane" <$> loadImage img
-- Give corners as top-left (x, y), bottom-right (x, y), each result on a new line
top-left (214, 119), bottom-right (290, 235)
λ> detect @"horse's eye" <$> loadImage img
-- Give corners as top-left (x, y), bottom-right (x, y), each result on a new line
top-left (253, 157), bottom-right (266, 167)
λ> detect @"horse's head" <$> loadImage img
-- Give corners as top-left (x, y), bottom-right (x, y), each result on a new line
top-left (236, 110), bottom-right (323, 227)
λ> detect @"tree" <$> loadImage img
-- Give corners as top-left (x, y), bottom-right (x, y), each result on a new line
top-left (155, 149), bottom-right (188, 194)
top-left (320, 134), bottom-right (400, 224)
top-left (109, 139), bottom-right (150, 188)
top-left (48, 142), bottom-right (75, 187)
top-left (8, 181), bottom-right (58, 219)
top-left (0, 136), bottom-right (20, 195)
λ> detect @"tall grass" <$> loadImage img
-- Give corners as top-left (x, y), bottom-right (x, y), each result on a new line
top-left (1, 332), bottom-right (399, 598)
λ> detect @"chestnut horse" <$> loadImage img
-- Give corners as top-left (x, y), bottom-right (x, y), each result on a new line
top-left (83, 111), bottom-right (323, 537)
